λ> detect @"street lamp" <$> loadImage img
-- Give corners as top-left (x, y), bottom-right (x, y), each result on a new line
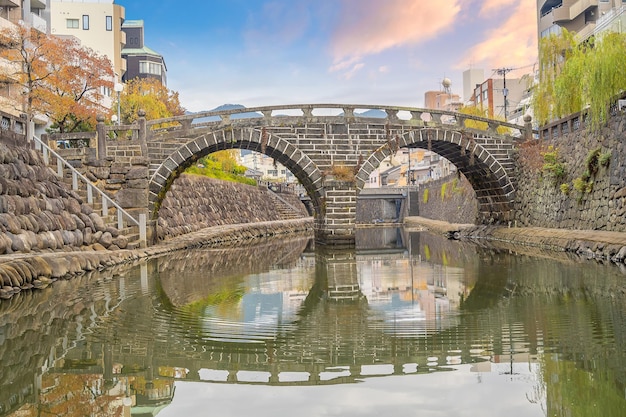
top-left (113, 82), bottom-right (123, 125)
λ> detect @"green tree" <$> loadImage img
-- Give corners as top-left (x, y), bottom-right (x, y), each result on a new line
top-left (533, 29), bottom-right (626, 128)
top-left (532, 29), bottom-right (577, 125)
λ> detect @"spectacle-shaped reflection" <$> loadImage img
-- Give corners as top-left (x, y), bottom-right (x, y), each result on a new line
top-left (0, 230), bottom-right (625, 416)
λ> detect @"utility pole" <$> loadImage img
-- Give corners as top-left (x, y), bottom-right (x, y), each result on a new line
top-left (495, 67), bottom-right (513, 120)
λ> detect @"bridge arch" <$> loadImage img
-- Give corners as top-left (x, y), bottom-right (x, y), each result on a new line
top-left (357, 127), bottom-right (517, 222)
top-left (139, 104), bottom-right (532, 245)
top-left (148, 126), bottom-right (325, 221)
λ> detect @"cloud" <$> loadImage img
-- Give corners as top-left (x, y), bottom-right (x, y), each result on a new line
top-left (457, 0), bottom-right (537, 70)
top-left (479, 0), bottom-right (517, 15)
top-left (330, 0), bottom-right (462, 69)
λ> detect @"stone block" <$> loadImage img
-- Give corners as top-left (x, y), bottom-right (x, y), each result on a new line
top-left (116, 188), bottom-right (148, 209)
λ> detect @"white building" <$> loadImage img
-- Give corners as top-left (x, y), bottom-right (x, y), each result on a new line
top-left (50, 0), bottom-right (126, 83)
top-left (238, 151), bottom-right (296, 183)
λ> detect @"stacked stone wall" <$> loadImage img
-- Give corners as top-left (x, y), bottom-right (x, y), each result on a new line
top-left (0, 143), bottom-right (128, 255)
top-left (416, 175), bottom-right (479, 224)
top-left (514, 113), bottom-right (626, 231)
top-left (156, 174), bottom-right (309, 240)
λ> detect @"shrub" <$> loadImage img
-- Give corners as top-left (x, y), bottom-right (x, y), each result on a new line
top-left (599, 151), bottom-right (611, 167)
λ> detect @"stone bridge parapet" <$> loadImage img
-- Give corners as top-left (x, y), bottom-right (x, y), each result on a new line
top-left (44, 104), bottom-right (534, 246)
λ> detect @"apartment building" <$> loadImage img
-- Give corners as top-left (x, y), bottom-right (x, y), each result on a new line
top-left (49, 0), bottom-right (126, 82)
top-left (0, 0), bottom-right (49, 32)
top-left (538, 0), bottom-right (626, 41)
top-left (471, 76), bottom-right (528, 121)
top-left (122, 20), bottom-right (167, 85)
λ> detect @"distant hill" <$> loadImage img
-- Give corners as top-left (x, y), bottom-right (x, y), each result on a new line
top-left (338, 109), bottom-right (387, 118)
top-left (191, 104), bottom-right (262, 123)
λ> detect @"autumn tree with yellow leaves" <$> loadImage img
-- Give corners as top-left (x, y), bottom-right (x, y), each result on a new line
top-left (0, 25), bottom-right (114, 133)
top-left (118, 77), bottom-right (185, 123)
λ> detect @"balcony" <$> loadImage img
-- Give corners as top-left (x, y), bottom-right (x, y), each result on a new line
top-left (552, 0), bottom-right (598, 23)
top-left (31, 13), bottom-right (46, 33)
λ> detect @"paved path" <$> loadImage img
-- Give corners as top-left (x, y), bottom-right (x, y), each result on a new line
top-left (405, 216), bottom-right (626, 263)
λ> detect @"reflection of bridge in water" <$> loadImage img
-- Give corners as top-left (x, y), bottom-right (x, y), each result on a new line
top-left (0, 232), bottom-right (541, 415)
top-left (55, 233), bottom-right (520, 389)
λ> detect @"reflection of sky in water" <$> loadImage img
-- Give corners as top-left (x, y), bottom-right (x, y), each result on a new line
top-left (200, 268), bottom-right (309, 342)
top-left (159, 363), bottom-right (545, 417)
top-left (200, 254), bottom-right (467, 341)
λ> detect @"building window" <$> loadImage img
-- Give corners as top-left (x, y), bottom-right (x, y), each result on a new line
top-left (66, 19), bottom-right (79, 29)
top-left (106, 16), bottom-right (113, 31)
top-left (82, 15), bottom-right (89, 30)
top-left (139, 61), bottom-right (162, 76)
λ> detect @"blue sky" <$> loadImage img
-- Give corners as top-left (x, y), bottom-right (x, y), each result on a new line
top-left (120, 0), bottom-right (538, 112)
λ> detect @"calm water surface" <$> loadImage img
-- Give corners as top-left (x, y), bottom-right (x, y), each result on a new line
top-left (0, 229), bottom-right (625, 416)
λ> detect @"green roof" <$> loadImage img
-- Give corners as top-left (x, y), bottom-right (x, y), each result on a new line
top-left (122, 19), bottom-right (144, 28)
top-left (122, 45), bottom-right (162, 57)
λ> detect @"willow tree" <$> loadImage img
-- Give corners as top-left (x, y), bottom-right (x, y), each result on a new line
top-left (532, 28), bottom-right (577, 125)
top-left (533, 28), bottom-right (626, 128)
top-left (585, 32), bottom-right (626, 128)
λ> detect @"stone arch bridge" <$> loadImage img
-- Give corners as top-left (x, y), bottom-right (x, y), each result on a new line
top-left (92, 104), bottom-right (532, 245)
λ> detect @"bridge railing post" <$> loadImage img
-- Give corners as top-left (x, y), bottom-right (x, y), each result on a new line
top-left (96, 114), bottom-right (107, 160)
top-left (137, 109), bottom-right (148, 156)
top-left (523, 114), bottom-right (533, 141)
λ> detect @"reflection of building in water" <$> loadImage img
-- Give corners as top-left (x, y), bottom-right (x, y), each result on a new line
top-left (201, 261), bottom-right (315, 342)
top-left (357, 253), bottom-right (468, 331)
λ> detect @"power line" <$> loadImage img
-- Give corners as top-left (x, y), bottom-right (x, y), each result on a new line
top-left (493, 67), bottom-right (513, 119)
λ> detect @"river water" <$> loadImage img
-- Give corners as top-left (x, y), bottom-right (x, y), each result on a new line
top-left (0, 228), bottom-right (625, 416)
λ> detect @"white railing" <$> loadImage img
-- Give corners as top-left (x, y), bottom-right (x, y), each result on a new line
top-left (31, 135), bottom-right (147, 248)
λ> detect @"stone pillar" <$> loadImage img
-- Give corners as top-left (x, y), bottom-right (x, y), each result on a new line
top-left (137, 109), bottom-right (148, 156)
top-left (523, 114), bottom-right (533, 141)
top-left (315, 180), bottom-right (356, 247)
top-left (317, 249), bottom-right (362, 302)
top-left (96, 114), bottom-right (107, 160)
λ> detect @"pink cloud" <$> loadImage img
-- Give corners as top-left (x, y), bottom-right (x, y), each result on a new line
top-left (330, 0), bottom-right (462, 63)
top-left (458, 0), bottom-right (538, 70)
top-left (479, 0), bottom-right (517, 15)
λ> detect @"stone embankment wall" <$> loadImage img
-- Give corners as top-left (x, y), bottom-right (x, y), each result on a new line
top-left (156, 173), bottom-right (310, 240)
top-left (416, 175), bottom-right (478, 224)
top-left (0, 143), bottom-right (129, 255)
top-left (514, 113), bottom-right (626, 231)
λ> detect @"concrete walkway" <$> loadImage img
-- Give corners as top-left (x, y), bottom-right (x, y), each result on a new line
top-left (405, 216), bottom-right (626, 263)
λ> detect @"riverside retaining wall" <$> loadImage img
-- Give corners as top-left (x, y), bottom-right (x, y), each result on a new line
top-left (514, 112), bottom-right (626, 231)
top-left (0, 143), bottom-right (129, 255)
top-left (156, 173), bottom-right (309, 240)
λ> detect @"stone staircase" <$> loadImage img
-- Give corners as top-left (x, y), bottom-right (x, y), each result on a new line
top-left (264, 189), bottom-right (306, 220)
top-left (33, 136), bottom-right (146, 248)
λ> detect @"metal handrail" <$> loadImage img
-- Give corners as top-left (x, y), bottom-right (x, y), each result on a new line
top-left (31, 135), bottom-right (147, 247)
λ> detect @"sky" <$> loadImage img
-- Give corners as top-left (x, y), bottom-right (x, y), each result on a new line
top-left (119, 0), bottom-right (538, 113)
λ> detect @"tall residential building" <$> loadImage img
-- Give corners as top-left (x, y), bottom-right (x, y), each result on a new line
top-left (49, 0), bottom-right (126, 82)
top-left (462, 68), bottom-right (485, 105)
top-left (121, 20), bottom-right (167, 85)
top-left (0, 0), bottom-right (50, 33)
top-left (538, 0), bottom-right (626, 41)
